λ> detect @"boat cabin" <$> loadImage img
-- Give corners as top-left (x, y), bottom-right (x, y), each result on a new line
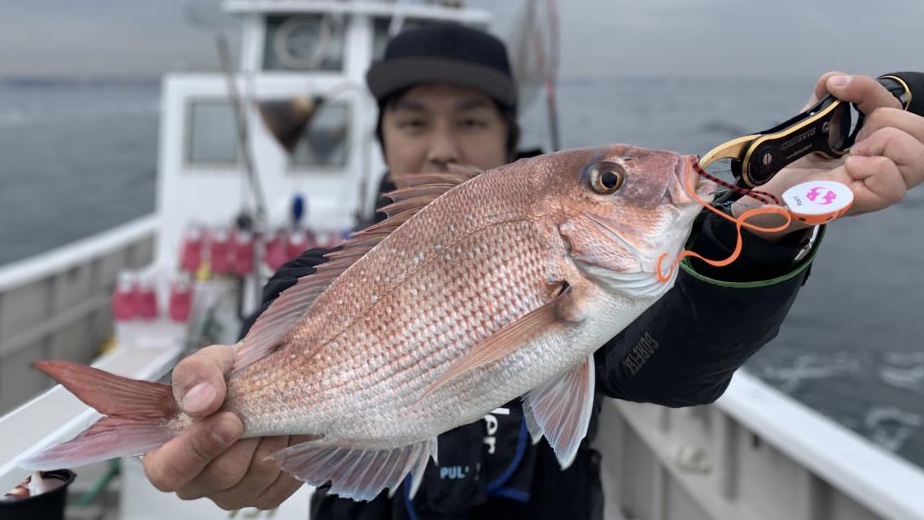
top-left (156, 1), bottom-right (492, 277)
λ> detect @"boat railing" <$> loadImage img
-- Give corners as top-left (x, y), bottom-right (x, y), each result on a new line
top-left (597, 370), bottom-right (924, 520)
top-left (0, 215), bottom-right (159, 415)
top-left (0, 334), bottom-right (181, 495)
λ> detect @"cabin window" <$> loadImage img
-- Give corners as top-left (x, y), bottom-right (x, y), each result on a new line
top-left (186, 100), bottom-right (239, 165)
top-left (289, 101), bottom-right (350, 170)
top-left (263, 14), bottom-right (346, 72)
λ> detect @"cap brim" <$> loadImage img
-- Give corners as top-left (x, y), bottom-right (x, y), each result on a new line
top-left (366, 57), bottom-right (517, 107)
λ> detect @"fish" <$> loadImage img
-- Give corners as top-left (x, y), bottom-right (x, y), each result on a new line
top-left (19, 144), bottom-right (715, 501)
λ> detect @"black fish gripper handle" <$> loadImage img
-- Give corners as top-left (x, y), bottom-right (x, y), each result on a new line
top-left (877, 71), bottom-right (924, 116)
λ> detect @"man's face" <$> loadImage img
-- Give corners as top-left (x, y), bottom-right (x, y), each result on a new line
top-left (381, 84), bottom-right (509, 177)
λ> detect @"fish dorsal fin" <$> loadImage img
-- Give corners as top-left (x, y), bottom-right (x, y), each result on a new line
top-left (379, 194), bottom-right (443, 216)
top-left (233, 271), bottom-right (336, 372)
top-left (270, 437), bottom-right (438, 501)
top-left (390, 167), bottom-right (481, 190)
top-left (422, 283), bottom-right (579, 399)
top-left (232, 171), bottom-right (478, 373)
top-left (231, 244), bottom-right (380, 373)
top-left (522, 355), bottom-right (595, 469)
top-left (377, 169), bottom-right (480, 217)
top-left (313, 171), bottom-right (479, 281)
top-left (445, 163), bottom-right (485, 181)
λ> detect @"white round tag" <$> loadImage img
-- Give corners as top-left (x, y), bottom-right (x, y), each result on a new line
top-left (782, 180), bottom-right (854, 224)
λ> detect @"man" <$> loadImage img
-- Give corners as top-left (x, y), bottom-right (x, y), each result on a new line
top-left (141, 23), bottom-right (924, 518)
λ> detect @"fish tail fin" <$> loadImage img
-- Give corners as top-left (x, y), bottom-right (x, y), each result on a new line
top-left (18, 360), bottom-right (181, 470)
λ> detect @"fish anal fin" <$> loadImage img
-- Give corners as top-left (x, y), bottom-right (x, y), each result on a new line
top-left (522, 354), bottom-right (595, 469)
top-left (422, 283), bottom-right (580, 399)
top-left (270, 438), bottom-right (437, 502)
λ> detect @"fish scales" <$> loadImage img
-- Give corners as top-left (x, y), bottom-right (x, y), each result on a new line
top-left (225, 162), bottom-right (562, 441)
top-left (22, 145), bottom-right (715, 501)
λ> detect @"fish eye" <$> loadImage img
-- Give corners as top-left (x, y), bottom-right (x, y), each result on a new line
top-left (588, 161), bottom-right (626, 194)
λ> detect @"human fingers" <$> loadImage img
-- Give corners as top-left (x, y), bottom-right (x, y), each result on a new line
top-left (245, 473), bottom-right (304, 511)
top-left (172, 344), bottom-right (236, 417)
top-left (852, 106), bottom-right (924, 157)
top-left (843, 155), bottom-right (908, 215)
top-left (182, 436), bottom-right (301, 510)
top-left (824, 74), bottom-right (903, 116)
top-left (143, 411), bottom-right (244, 492)
top-left (174, 436), bottom-right (269, 502)
top-left (806, 71), bottom-right (846, 108)
top-left (243, 435), bottom-right (320, 509)
top-left (846, 127), bottom-right (924, 203)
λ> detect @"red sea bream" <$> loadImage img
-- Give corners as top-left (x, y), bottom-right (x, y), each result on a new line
top-left (21, 144), bottom-right (715, 501)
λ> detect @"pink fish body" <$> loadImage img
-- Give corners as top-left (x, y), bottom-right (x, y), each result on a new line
top-left (21, 144), bottom-right (714, 501)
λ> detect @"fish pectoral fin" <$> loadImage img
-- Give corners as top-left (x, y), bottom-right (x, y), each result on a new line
top-left (422, 283), bottom-right (580, 399)
top-left (269, 437), bottom-right (437, 501)
top-left (522, 354), bottom-right (595, 470)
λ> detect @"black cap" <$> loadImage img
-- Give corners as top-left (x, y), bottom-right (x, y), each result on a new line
top-left (366, 23), bottom-right (517, 109)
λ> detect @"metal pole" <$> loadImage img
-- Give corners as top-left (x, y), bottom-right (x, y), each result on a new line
top-left (215, 31), bottom-right (266, 314)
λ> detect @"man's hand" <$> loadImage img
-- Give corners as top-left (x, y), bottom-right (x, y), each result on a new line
top-left (732, 73), bottom-right (924, 240)
top-left (141, 344), bottom-right (303, 510)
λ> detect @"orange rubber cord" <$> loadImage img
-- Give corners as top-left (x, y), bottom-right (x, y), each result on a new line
top-left (657, 158), bottom-right (793, 283)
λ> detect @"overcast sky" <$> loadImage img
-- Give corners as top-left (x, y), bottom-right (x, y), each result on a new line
top-left (1, 0), bottom-right (922, 81)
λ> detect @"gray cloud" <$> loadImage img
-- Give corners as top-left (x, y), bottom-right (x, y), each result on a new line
top-left (555, 0), bottom-right (924, 80)
top-left (0, 0), bottom-right (219, 77)
top-left (1, 0), bottom-right (922, 80)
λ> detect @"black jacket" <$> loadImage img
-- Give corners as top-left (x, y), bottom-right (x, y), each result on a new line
top-left (241, 179), bottom-right (820, 520)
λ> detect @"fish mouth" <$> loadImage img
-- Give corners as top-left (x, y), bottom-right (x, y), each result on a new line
top-left (672, 155), bottom-right (717, 206)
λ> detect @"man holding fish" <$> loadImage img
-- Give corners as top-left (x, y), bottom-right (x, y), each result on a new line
top-left (84, 23), bottom-right (924, 519)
